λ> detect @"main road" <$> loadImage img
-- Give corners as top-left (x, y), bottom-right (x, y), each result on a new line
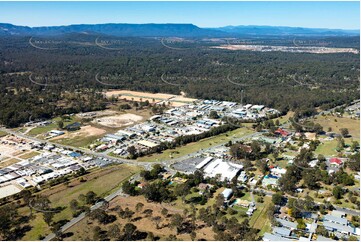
top-left (0, 125), bottom-right (260, 170)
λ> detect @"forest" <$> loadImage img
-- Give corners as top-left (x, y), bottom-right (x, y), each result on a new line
top-left (0, 34), bottom-right (359, 127)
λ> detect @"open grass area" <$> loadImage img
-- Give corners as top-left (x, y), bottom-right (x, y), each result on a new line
top-left (50, 165), bottom-right (141, 222)
top-left (53, 135), bottom-right (102, 148)
top-left (20, 207), bottom-right (50, 241)
top-left (273, 111), bottom-right (294, 126)
top-left (0, 130), bottom-right (7, 137)
top-left (18, 151), bottom-right (40, 159)
top-left (0, 157), bottom-right (21, 167)
top-left (65, 194), bottom-right (215, 241)
top-left (313, 115), bottom-right (360, 140)
top-left (27, 116), bottom-right (80, 136)
top-left (314, 139), bottom-right (339, 156)
top-left (21, 164), bottom-right (141, 240)
top-left (249, 196), bottom-right (272, 235)
top-left (137, 127), bottom-right (253, 162)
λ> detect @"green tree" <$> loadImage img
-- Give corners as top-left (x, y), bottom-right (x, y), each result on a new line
top-left (272, 193), bottom-right (283, 205)
top-left (57, 120), bottom-right (64, 129)
top-left (333, 186), bottom-right (343, 199)
top-left (107, 224), bottom-right (121, 239)
top-left (339, 128), bottom-right (349, 137)
top-left (170, 213), bottom-right (184, 234)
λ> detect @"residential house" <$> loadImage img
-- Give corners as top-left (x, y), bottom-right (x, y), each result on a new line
top-left (273, 227), bottom-right (291, 237)
top-left (263, 233), bottom-right (292, 241)
top-left (276, 218), bottom-right (298, 230)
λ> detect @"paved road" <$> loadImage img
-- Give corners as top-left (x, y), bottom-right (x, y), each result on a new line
top-left (253, 188), bottom-right (360, 216)
top-left (0, 127), bottom-right (155, 169)
top-left (0, 126), bottom-right (260, 171)
top-left (43, 183), bottom-right (128, 240)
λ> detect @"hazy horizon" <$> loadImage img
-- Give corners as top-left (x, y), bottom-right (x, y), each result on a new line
top-left (0, 1), bottom-right (359, 30)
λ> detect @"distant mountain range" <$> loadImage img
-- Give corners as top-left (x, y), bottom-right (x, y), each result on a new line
top-left (213, 25), bottom-right (360, 36)
top-left (0, 23), bottom-right (359, 37)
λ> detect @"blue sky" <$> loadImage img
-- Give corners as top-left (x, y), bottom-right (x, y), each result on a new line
top-left (0, 1), bottom-right (359, 29)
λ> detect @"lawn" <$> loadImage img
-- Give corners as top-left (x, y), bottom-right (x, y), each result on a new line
top-left (21, 164), bottom-right (141, 240)
top-left (275, 158), bottom-right (292, 169)
top-left (0, 130), bottom-right (7, 137)
top-left (314, 140), bottom-right (339, 156)
top-left (137, 127), bottom-right (253, 162)
top-left (314, 137), bottom-right (356, 157)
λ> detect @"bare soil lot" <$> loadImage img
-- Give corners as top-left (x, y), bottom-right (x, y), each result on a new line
top-left (105, 90), bottom-right (175, 100)
top-left (50, 125), bottom-right (106, 141)
top-left (104, 90), bottom-right (198, 107)
top-left (92, 113), bottom-right (144, 128)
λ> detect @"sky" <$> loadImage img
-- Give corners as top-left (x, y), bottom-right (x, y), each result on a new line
top-left (0, 1), bottom-right (359, 30)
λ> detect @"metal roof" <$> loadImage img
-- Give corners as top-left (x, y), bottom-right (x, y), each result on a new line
top-left (263, 233), bottom-right (292, 241)
top-left (324, 214), bottom-right (348, 225)
top-left (323, 221), bottom-right (355, 234)
top-left (273, 227), bottom-right (291, 237)
top-left (276, 218), bottom-right (298, 229)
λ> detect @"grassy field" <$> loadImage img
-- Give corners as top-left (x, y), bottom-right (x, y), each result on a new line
top-left (65, 194), bottom-right (215, 241)
top-left (0, 130), bottom-right (7, 137)
top-left (314, 139), bottom-right (339, 156)
top-left (27, 116), bottom-right (80, 136)
top-left (313, 115), bottom-right (360, 140)
top-left (249, 196), bottom-right (272, 236)
top-left (137, 126), bottom-right (254, 162)
top-left (18, 151), bottom-right (40, 159)
top-left (0, 157), bottom-right (21, 167)
top-left (53, 135), bottom-right (102, 148)
top-left (273, 111), bottom-right (294, 126)
top-left (21, 164), bottom-right (141, 240)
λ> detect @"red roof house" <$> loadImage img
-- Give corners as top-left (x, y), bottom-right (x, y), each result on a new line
top-left (275, 128), bottom-right (289, 137)
top-left (329, 158), bottom-right (342, 166)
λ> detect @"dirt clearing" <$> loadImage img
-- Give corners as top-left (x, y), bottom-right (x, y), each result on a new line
top-left (92, 114), bottom-right (144, 128)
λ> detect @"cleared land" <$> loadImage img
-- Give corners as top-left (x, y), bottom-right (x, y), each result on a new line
top-left (21, 164), bottom-right (141, 240)
top-left (18, 151), bottom-right (40, 159)
top-left (312, 115), bottom-right (360, 140)
top-left (0, 184), bottom-right (22, 199)
top-left (213, 44), bottom-right (359, 54)
top-left (92, 114), bottom-right (144, 128)
top-left (50, 125), bottom-right (107, 148)
top-left (27, 116), bottom-right (80, 137)
top-left (310, 115), bottom-right (360, 156)
top-left (0, 157), bottom-right (21, 167)
top-left (104, 90), bottom-right (197, 107)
